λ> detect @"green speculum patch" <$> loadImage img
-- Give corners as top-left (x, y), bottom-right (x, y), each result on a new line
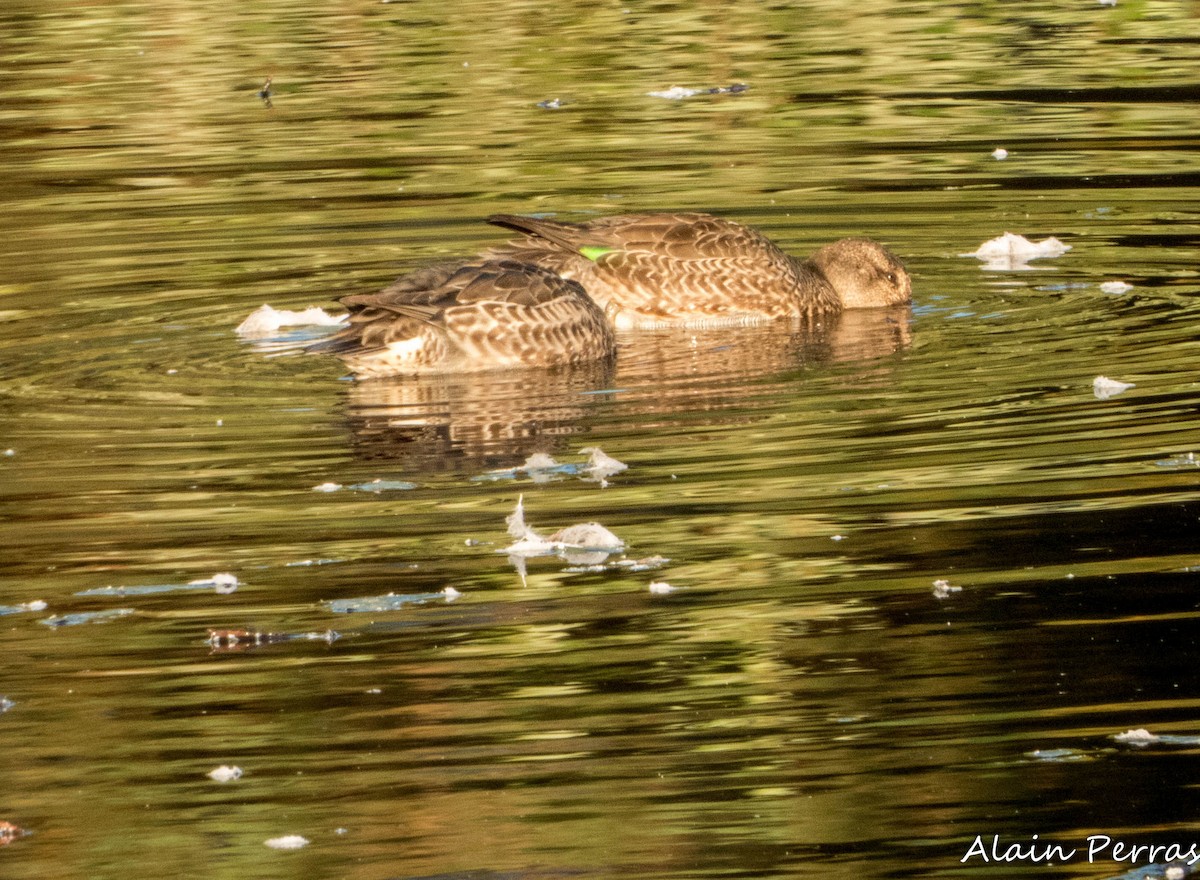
top-left (579, 245), bottom-right (616, 262)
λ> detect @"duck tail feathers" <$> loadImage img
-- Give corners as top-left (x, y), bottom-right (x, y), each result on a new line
top-left (486, 214), bottom-right (588, 253)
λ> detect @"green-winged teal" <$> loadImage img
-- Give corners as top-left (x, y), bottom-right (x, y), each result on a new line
top-left (486, 212), bottom-right (911, 329)
top-left (310, 259), bottom-right (615, 378)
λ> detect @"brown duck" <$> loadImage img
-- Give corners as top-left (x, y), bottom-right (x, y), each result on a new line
top-left (309, 259), bottom-right (615, 378)
top-left (486, 212), bottom-right (912, 329)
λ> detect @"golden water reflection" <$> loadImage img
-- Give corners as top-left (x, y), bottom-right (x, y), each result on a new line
top-left (3, 2), bottom-right (1200, 879)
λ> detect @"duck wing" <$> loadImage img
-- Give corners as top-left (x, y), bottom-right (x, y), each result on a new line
top-left (487, 213), bottom-right (817, 323)
top-left (488, 212), bottom-right (793, 263)
top-left (311, 260), bottom-right (596, 356)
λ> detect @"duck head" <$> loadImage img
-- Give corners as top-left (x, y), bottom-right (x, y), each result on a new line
top-left (809, 238), bottom-right (912, 309)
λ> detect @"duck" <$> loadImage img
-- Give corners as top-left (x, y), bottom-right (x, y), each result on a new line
top-left (308, 259), bottom-right (615, 378)
top-left (485, 212), bottom-right (911, 329)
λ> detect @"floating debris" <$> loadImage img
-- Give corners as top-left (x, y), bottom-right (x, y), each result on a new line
top-left (207, 765), bottom-right (243, 782)
top-left (564, 557), bottom-right (669, 576)
top-left (648, 85), bottom-right (702, 101)
top-left (964, 232), bottom-right (1071, 270)
top-left (1156, 452), bottom-right (1200, 469)
top-left (523, 453), bottom-right (570, 482)
top-left (580, 446), bottom-right (628, 487)
top-left (1113, 728), bottom-right (1200, 747)
top-left (206, 629), bottom-right (339, 651)
top-left (0, 697), bottom-right (13, 713)
top-left (616, 555), bottom-right (670, 572)
top-left (1093, 375), bottom-right (1135, 400)
top-left (194, 573), bottom-right (240, 592)
top-left (324, 588), bottom-right (459, 614)
top-left (477, 448), bottom-right (627, 487)
top-left (647, 83), bottom-right (748, 100)
top-left (648, 581), bottom-right (677, 594)
top-left (479, 452), bottom-right (575, 483)
top-left (537, 97), bottom-right (567, 110)
top-left (0, 599), bottom-right (47, 616)
top-left (504, 494), bottom-right (622, 551)
top-left (1032, 282), bottom-right (1091, 293)
top-left (506, 494), bottom-right (540, 542)
top-left (257, 76), bottom-right (274, 109)
top-left (501, 495), bottom-right (626, 583)
top-left (75, 585), bottom-right (132, 597)
top-left (0, 821), bottom-right (28, 846)
top-left (349, 478), bottom-right (418, 493)
top-left (207, 629), bottom-right (284, 650)
top-left (562, 563), bottom-right (610, 574)
top-left (476, 452), bottom-right (579, 484)
top-left (551, 522), bottom-right (625, 558)
top-left (1025, 747), bottom-right (1091, 762)
top-left (991, 147), bottom-right (1009, 160)
top-left (40, 608), bottom-right (135, 628)
top-left (77, 573), bottom-right (239, 597)
top-left (313, 479), bottom-right (417, 494)
top-left (1099, 280), bottom-right (1133, 295)
top-left (236, 304), bottom-right (345, 338)
top-left (932, 579), bottom-right (962, 599)
top-left (265, 834), bottom-right (310, 850)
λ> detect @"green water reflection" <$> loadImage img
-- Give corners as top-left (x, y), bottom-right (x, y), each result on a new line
top-left (2, 2), bottom-right (1200, 879)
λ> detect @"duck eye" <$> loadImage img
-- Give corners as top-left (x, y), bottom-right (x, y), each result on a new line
top-left (885, 272), bottom-right (896, 285)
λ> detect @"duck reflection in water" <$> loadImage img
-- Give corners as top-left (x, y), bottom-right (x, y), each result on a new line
top-left (337, 306), bottom-right (911, 468)
top-left (340, 358), bottom-right (618, 470)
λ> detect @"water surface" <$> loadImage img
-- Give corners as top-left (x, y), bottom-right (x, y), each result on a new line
top-left (3, 2), bottom-right (1200, 879)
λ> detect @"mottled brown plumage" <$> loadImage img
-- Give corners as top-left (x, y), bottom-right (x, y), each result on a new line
top-left (486, 212), bottom-right (911, 328)
top-left (310, 259), bottom-right (615, 378)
